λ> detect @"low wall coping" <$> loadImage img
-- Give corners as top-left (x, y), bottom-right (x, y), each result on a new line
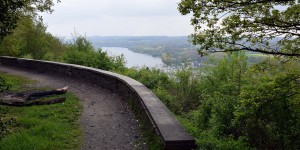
top-left (0, 56), bottom-right (197, 150)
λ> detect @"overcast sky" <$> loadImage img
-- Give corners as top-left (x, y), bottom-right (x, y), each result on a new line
top-left (40, 0), bottom-right (194, 37)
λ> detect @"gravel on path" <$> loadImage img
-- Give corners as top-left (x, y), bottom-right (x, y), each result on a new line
top-left (0, 66), bottom-right (147, 150)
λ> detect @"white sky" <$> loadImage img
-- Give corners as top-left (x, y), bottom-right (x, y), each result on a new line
top-left (40, 0), bottom-right (194, 37)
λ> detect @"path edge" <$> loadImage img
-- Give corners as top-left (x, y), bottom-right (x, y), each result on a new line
top-left (0, 56), bottom-right (197, 150)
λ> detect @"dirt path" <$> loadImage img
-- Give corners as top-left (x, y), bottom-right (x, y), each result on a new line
top-left (0, 66), bottom-right (146, 150)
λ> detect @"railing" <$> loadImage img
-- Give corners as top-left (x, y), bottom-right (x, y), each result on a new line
top-left (0, 56), bottom-right (197, 150)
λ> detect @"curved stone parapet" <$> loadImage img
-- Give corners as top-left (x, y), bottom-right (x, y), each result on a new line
top-left (0, 56), bottom-right (197, 150)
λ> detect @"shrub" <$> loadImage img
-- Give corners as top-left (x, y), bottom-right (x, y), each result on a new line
top-left (122, 67), bottom-right (170, 90)
top-left (63, 35), bottom-right (126, 71)
top-left (233, 60), bottom-right (300, 149)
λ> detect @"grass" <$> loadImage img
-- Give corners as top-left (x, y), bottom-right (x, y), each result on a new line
top-left (0, 72), bottom-right (35, 92)
top-left (0, 72), bottom-right (83, 150)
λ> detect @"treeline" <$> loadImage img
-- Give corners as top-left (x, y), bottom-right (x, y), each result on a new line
top-left (88, 36), bottom-right (269, 66)
top-left (1, 13), bottom-right (300, 150)
top-left (0, 15), bottom-right (125, 71)
top-left (88, 36), bottom-right (207, 65)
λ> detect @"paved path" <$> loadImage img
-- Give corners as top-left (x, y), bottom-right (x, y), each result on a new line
top-left (0, 66), bottom-right (146, 150)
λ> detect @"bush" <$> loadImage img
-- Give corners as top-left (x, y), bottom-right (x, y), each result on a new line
top-left (181, 54), bottom-right (300, 149)
top-left (63, 35), bottom-right (126, 71)
top-left (122, 67), bottom-right (170, 90)
top-left (0, 16), bottom-right (66, 60)
top-left (233, 60), bottom-right (300, 149)
top-left (167, 68), bottom-right (202, 113)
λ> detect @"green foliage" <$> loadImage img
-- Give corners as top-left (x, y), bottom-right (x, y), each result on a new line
top-left (234, 60), bottom-right (300, 149)
top-left (0, 0), bottom-right (25, 40)
top-left (63, 35), bottom-right (126, 71)
top-left (182, 52), bottom-right (249, 149)
top-left (195, 132), bottom-right (249, 150)
top-left (196, 52), bottom-right (247, 134)
top-left (0, 93), bottom-right (82, 150)
top-left (122, 67), bottom-right (170, 90)
top-left (201, 52), bottom-right (247, 97)
top-left (0, 73), bottom-right (35, 140)
top-left (0, 15), bottom-right (66, 60)
top-left (0, 73), bottom-right (82, 149)
top-left (153, 87), bottom-right (174, 111)
top-left (122, 66), bottom-right (202, 114)
top-left (178, 0), bottom-right (300, 57)
top-left (0, 0), bottom-right (59, 40)
top-left (168, 68), bottom-right (202, 113)
top-left (174, 54), bottom-right (300, 149)
top-left (18, 17), bottom-right (49, 59)
top-left (177, 113), bottom-right (250, 150)
top-left (1, 2), bottom-right (299, 148)
top-left (121, 67), bottom-right (196, 113)
top-left (0, 77), bottom-right (10, 92)
top-left (0, 72), bottom-right (35, 92)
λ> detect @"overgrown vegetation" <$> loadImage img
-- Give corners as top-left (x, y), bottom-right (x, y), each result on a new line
top-left (0, 15), bottom-right (66, 61)
top-left (0, 73), bottom-right (83, 149)
top-left (1, 26), bottom-right (299, 149)
top-left (64, 35), bottom-right (126, 71)
top-left (126, 53), bottom-right (299, 149)
top-left (1, 0), bottom-right (300, 149)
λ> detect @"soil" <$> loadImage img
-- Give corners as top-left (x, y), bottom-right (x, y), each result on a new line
top-left (0, 66), bottom-right (147, 150)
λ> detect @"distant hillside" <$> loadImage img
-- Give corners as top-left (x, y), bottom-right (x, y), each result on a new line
top-left (87, 36), bottom-right (269, 66)
top-left (87, 36), bottom-right (208, 65)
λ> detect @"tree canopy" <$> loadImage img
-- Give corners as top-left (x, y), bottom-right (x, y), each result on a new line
top-left (0, 0), bottom-right (59, 40)
top-left (178, 0), bottom-right (300, 57)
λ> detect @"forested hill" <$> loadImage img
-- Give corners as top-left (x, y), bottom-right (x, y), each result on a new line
top-left (87, 36), bottom-right (268, 66)
top-left (87, 36), bottom-right (205, 65)
top-left (88, 36), bottom-right (195, 55)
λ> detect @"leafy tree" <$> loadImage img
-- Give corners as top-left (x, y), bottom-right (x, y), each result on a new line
top-left (0, 0), bottom-right (24, 40)
top-left (0, 0), bottom-right (59, 40)
top-left (64, 35), bottom-right (126, 71)
top-left (0, 15), bottom-right (66, 60)
top-left (177, 53), bottom-right (299, 149)
top-left (19, 16), bottom-right (50, 59)
top-left (178, 0), bottom-right (300, 57)
top-left (197, 52), bottom-right (247, 136)
top-left (173, 52), bottom-right (250, 149)
top-left (168, 68), bottom-right (202, 113)
top-left (234, 59), bottom-right (300, 149)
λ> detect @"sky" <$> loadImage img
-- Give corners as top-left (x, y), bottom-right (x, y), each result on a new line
top-left (40, 0), bottom-right (194, 37)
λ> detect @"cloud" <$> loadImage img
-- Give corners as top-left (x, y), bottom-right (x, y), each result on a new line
top-left (41, 0), bottom-right (193, 36)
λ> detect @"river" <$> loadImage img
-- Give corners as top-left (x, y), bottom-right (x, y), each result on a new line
top-left (102, 47), bottom-right (165, 68)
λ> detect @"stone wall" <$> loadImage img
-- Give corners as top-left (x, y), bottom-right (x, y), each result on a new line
top-left (0, 56), bottom-right (196, 150)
